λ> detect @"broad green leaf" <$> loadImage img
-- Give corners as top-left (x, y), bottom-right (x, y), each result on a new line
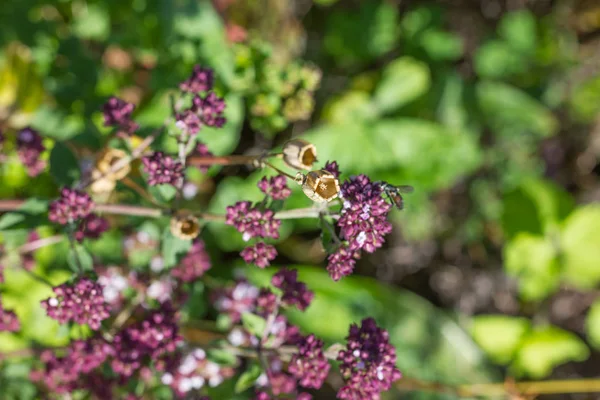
top-left (321, 91), bottom-right (377, 124)
top-left (498, 10), bottom-right (537, 54)
top-left (512, 326), bottom-right (589, 378)
top-left (240, 313), bottom-right (267, 338)
top-left (400, 6), bottom-right (443, 38)
top-left (471, 315), bottom-right (531, 364)
top-left (234, 363), bottom-right (263, 393)
top-left (246, 266), bottom-right (501, 386)
top-left (0, 199), bottom-right (49, 231)
top-left (569, 75), bottom-right (600, 123)
top-left (0, 213), bottom-right (25, 231)
top-left (586, 300), bottom-right (600, 350)
top-left (49, 142), bottom-right (81, 186)
top-left (475, 40), bottom-right (527, 79)
top-left (437, 72), bottom-right (467, 130)
top-left (504, 233), bottom-right (559, 301)
top-left (67, 244), bottom-right (94, 272)
top-left (560, 205), bottom-right (600, 289)
top-left (477, 81), bottom-right (558, 138)
top-left (373, 57), bottom-right (431, 114)
top-left (149, 184), bottom-right (177, 203)
top-left (32, 106), bottom-right (84, 140)
top-left (162, 227), bottom-right (192, 268)
top-left (419, 30), bottom-right (464, 61)
top-left (72, 4), bottom-right (110, 41)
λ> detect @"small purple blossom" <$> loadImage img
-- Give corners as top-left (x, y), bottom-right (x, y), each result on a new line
top-left (267, 370), bottom-right (297, 395)
top-left (0, 297), bottom-right (20, 332)
top-left (172, 240), bottom-right (211, 282)
top-left (337, 318), bottom-right (401, 400)
top-left (175, 110), bottom-right (202, 135)
top-left (192, 92), bottom-right (226, 128)
top-left (289, 334), bottom-right (330, 389)
top-left (102, 96), bottom-right (139, 133)
top-left (48, 188), bottom-right (94, 225)
top-left (212, 280), bottom-right (259, 323)
top-left (41, 278), bottom-right (110, 330)
top-left (257, 175), bottom-right (292, 200)
top-left (271, 269), bottom-right (314, 311)
top-left (241, 243), bottom-right (277, 268)
top-left (191, 142), bottom-right (213, 174)
top-left (326, 246), bottom-right (356, 281)
top-left (256, 288), bottom-right (278, 314)
top-left (225, 201), bottom-right (281, 241)
top-left (141, 151), bottom-right (184, 186)
top-left (74, 214), bottom-right (109, 241)
top-left (180, 65), bottom-right (214, 93)
top-left (324, 160), bottom-right (340, 179)
top-left (16, 127), bottom-right (46, 177)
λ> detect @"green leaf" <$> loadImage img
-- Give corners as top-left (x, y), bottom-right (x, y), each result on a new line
top-left (560, 205), bottom-right (600, 289)
top-left (586, 300), bottom-right (600, 350)
top-left (437, 72), bottom-right (467, 130)
top-left (207, 344), bottom-right (239, 366)
top-left (240, 312), bottom-right (267, 338)
top-left (319, 217), bottom-right (338, 254)
top-left (246, 266), bottom-right (501, 386)
top-left (476, 81), bottom-right (558, 138)
top-left (32, 106), bottom-right (84, 140)
top-left (471, 315), bottom-right (531, 364)
top-left (373, 57), bottom-right (431, 114)
top-left (200, 94), bottom-right (244, 155)
top-left (569, 75), bottom-right (600, 123)
top-left (475, 40), bottom-right (527, 79)
top-left (504, 233), bottom-right (559, 301)
top-left (150, 184), bottom-right (177, 203)
top-left (67, 244), bottom-right (94, 272)
top-left (234, 363), bottom-right (263, 393)
top-left (512, 326), bottom-right (589, 378)
top-left (498, 10), bottom-right (537, 54)
top-left (49, 142), bottom-right (81, 186)
top-left (0, 213), bottom-right (25, 230)
top-left (0, 199), bottom-right (49, 231)
top-left (18, 199), bottom-right (48, 215)
top-left (161, 228), bottom-right (192, 268)
top-left (419, 30), bottom-right (464, 61)
top-left (321, 91), bottom-right (377, 124)
top-left (72, 4), bottom-right (110, 41)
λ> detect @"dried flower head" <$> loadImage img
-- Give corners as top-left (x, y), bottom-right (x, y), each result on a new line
top-left (48, 188), bottom-right (94, 225)
top-left (141, 151), bottom-right (184, 186)
top-left (297, 170), bottom-right (340, 203)
top-left (170, 212), bottom-right (201, 240)
top-left (90, 148), bottom-right (131, 193)
top-left (282, 139), bottom-right (317, 170)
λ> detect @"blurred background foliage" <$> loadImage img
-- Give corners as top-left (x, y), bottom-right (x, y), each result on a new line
top-left (2, 0), bottom-right (600, 399)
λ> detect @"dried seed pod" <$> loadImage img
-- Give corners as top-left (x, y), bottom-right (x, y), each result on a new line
top-left (296, 170), bottom-right (340, 203)
top-left (282, 139), bottom-right (317, 171)
top-left (90, 148), bottom-right (131, 194)
top-left (170, 212), bottom-right (201, 240)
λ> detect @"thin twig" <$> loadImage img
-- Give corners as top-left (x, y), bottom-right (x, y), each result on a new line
top-left (17, 235), bottom-right (64, 254)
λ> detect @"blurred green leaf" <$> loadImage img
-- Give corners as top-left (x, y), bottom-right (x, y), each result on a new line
top-left (569, 75), bottom-right (600, 122)
top-left (246, 266), bottom-right (501, 386)
top-left (241, 312), bottom-right (266, 338)
top-left (560, 205), bottom-right (600, 289)
top-left (32, 106), bottom-right (84, 140)
top-left (72, 4), bottom-right (110, 41)
top-left (476, 81), bottom-right (558, 138)
top-left (234, 363), bottom-right (263, 393)
top-left (49, 143), bottom-right (80, 186)
top-left (162, 227), bottom-right (192, 268)
top-left (470, 315), bottom-right (531, 364)
top-left (373, 57), bottom-right (431, 114)
top-left (321, 91), bottom-right (377, 124)
top-left (504, 233), bottom-right (559, 301)
top-left (475, 40), bottom-right (527, 79)
top-left (67, 243), bottom-right (94, 272)
top-left (586, 299), bottom-right (600, 350)
top-left (498, 10), bottom-right (537, 54)
top-left (512, 326), bottom-right (589, 378)
top-left (419, 30), bottom-right (464, 61)
top-left (437, 72), bottom-right (467, 130)
top-left (200, 94), bottom-right (244, 155)
top-left (0, 213), bottom-right (25, 231)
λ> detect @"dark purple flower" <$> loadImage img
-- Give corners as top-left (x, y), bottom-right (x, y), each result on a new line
top-left (257, 175), bottom-right (292, 200)
top-left (191, 142), bottom-right (213, 174)
top-left (176, 109), bottom-right (202, 135)
top-left (268, 370), bottom-right (297, 395)
top-left (41, 278), bottom-right (110, 330)
top-left (180, 65), bottom-right (214, 93)
top-left (241, 243), bottom-right (277, 268)
top-left (102, 96), bottom-right (139, 133)
top-left (74, 214), bottom-right (109, 241)
top-left (256, 288), bottom-right (278, 314)
top-left (337, 318), bottom-right (401, 400)
top-left (212, 280), bottom-right (259, 323)
top-left (0, 298), bottom-right (19, 332)
top-left (192, 92), bottom-right (226, 128)
top-left (289, 334), bottom-right (330, 389)
top-left (48, 188), bottom-right (94, 225)
top-left (141, 151), bottom-right (184, 186)
top-left (324, 160), bottom-right (340, 179)
top-left (172, 240), bottom-right (211, 282)
top-left (16, 127), bottom-right (46, 177)
top-left (225, 201), bottom-right (281, 241)
top-left (271, 269), bottom-right (314, 311)
top-left (326, 246), bottom-right (356, 281)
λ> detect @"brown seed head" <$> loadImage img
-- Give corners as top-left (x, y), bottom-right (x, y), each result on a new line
top-left (170, 212), bottom-right (201, 240)
top-left (299, 170), bottom-right (340, 203)
top-left (282, 139), bottom-right (317, 171)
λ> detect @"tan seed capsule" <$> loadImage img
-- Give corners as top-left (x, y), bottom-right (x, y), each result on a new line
top-left (282, 139), bottom-right (317, 171)
top-left (296, 170), bottom-right (340, 203)
top-left (90, 148), bottom-right (131, 194)
top-left (170, 213), bottom-right (201, 240)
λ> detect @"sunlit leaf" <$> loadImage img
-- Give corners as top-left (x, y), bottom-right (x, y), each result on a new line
top-left (471, 315), bottom-right (531, 364)
top-left (373, 57), bottom-right (431, 114)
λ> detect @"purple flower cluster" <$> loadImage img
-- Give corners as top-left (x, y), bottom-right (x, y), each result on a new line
top-left (225, 201), bottom-right (281, 241)
top-left (180, 65), bottom-right (214, 93)
top-left (74, 214), bottom-right (109, 241)
top-left (323, 160), bottom-right (340, 179)
top-left (16, 127), bottom-right (46, 177)
top-left (102, 96), bottom-right (139, 134)
top-left (241, 242), bottom-right (277, 268)
top-left (257, 175), bottom-right (292, 200)
top-left (212, 280), bottom-right (260, 323)
top-left (327, 175), bottom-right (392, 281)
top-left (289, 334), bottom-right (330, 389)
top-left (41, 278), bottom-right (110, 330)
top-left (48, 188), bottom-right (94, 225)
top-left (171, 240), bottom-right (212, 282)
top-left (337, 318), bottom-right (401, 399)
top-left (272, 268), bottom-right (314, 311)
top-left (141, 151), bottom-right (184, 186)
top-left (192, 92), bottom-right (226, 128)
top-left (161, 348), bottom-right (235, 396)
top-left (111, 303), bottom-right (182, 377)
top-left (0, 297), bottom-right (20, 332)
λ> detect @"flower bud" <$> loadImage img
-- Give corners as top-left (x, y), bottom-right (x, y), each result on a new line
top-left (297, 170), bottom-right (340, 203)
top-left (170, 212), bottom-right (201, 240)
top-left (282, 139), bottom-right (317, 171)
